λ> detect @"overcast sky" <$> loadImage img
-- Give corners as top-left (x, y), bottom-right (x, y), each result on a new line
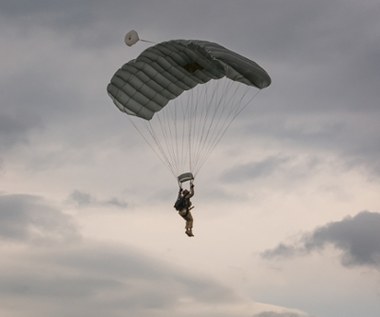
top-left (1, 1), bottom-right (380, 317)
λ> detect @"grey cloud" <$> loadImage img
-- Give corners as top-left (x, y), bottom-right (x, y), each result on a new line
top-left (262, 0), bottom-right (380, 111)
top-left (240, 110), bottom-right (380, 176)
top-left (49, 245), bottom-right (236, 303)
top-left (0, 243), bottom-right (238, 317)
top-left (68, 190), bottom-right (94, 206)
top-left (68, 190), bottom-right (128, 209)
top-left (261, 243), bottom-right (298, 259)
top-left (0, 112), bottom-right (42, 150)
top-left (220, 154), bottom-right (323, 185)
top-left (262, 211), bottom-right (380, 269)
top-left (0, 1), bottom-right (109, 31)
top-left (0, 0), bottom-right (151, 49)
top-left (221, 155), bottom-right (291, 183)
top-left (0, 193), bottom-right (80, 244)
top-left (0, 37), bottom-right (84, 152)
top-left (104, 197), bottom-right (129, 209)
top-left (0, 1), bottom-right (133, 153)
top-left (236, 1), bottom-right (380, 176)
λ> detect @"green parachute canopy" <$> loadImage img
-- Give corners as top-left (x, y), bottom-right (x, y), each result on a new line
top-left (108, 40), bottom-right (270, 120)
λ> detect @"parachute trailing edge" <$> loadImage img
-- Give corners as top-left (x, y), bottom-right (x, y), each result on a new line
top-left (107, 40), bottom-right (271, 120)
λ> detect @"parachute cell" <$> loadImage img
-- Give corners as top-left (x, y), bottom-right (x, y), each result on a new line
top-left (107, 39), bottom-right (271, 180)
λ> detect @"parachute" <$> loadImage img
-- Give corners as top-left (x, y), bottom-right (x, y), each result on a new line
top-left (107, 38), bottom-right (271, 184)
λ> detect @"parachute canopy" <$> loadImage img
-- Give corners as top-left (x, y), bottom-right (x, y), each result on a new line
top-left (107, 39), bottom-right (271, 179)
top-left (107, 40), bottom-right (271, 121)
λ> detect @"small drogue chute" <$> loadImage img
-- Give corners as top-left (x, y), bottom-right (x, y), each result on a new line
top-left (124, 30), bottom-right (155, 47)
top-left (124, 30), bottom-right (140, 46)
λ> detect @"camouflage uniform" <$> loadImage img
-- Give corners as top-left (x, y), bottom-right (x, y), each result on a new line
top-left (177, 185), bottom-right (194, 237)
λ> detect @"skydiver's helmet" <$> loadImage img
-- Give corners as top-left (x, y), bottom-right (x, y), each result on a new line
top-left (183, 189), bottom-right (189, 196)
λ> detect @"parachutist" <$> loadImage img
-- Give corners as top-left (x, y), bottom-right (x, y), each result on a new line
top-left (107, 38), bottom-right (271, 237)
top-left (174, 183), bottom-right (195, 237)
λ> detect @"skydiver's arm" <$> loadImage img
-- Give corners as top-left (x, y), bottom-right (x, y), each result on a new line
top-left (187, 184), bottom-right (194, 198)
top-left (177, 187), bottom-right (183, 200)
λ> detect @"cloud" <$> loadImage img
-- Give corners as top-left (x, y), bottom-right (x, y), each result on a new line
top-left (0, 242), bottom-right (240, 317)
top-left (68, 190), bottom-right (128, 209)
top-left (262, 211), bottom-right (380, 269)
top-left (0, 193), bottom-right (80, 244)
top-left (246, 113), bottom-right (380, 176)
top-left (0, 240), bottom-right (311, 317)
top-left (221, 155), bottom-right (292, 183)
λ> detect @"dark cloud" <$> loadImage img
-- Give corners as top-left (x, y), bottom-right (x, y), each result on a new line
top-left (0, 31), bottom-right (87, 152)
top-left (0, 193), bottom-right (80, 244)
top-left (257, 0), bottom-right (380, 111)
top-left (262, 211), bottom-right (380, 269)
top-left (235, 1), bottom-right (380, 176)
top-left (220, 153), bottom-right (325, 186)
top-left (0, 1), bottom-right (110, 31)
top-left (0, 112), bottom-right (41, 150)
top-left (68, 190), bottom-right (128, 209)
top-left (68, 190), bottom-right (94, 206)
top-left (241, 113), bottom-right (380, 176)
top-left (0, 0), bottom-right (150, 49)
top-left (0, 242), bottom-right (238, 317)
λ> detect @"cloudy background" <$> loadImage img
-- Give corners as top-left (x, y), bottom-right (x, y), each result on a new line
top-left (1, 1), bottom-right (380, 316)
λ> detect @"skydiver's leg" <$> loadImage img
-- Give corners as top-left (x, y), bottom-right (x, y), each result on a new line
top-left (179, 210), bottom-right (189, 231)
top-left (179, 209), bottom-right (187, 224)
top-left (179, 209), bottom-right (194, 237)
top-left (185, 211), bottom-right (194, 237)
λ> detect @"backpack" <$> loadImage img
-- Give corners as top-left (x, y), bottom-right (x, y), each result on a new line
top-left (174, 196), bottom-right (189, 211)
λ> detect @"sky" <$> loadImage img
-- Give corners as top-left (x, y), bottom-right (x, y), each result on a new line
top-left (1, 1), bottom-right (380, 316)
